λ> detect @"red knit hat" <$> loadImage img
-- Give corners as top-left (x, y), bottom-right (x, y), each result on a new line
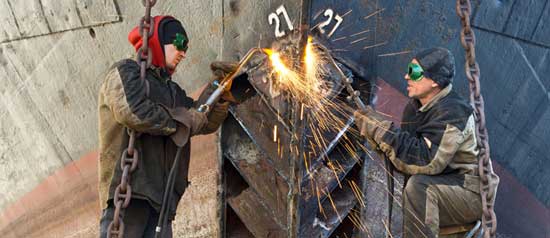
top-left (128, 15), bottom-right (176, 74)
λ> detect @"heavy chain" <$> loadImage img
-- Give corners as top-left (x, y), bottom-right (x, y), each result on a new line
top-left (455, 1), bottom-right (497, 237)
top-left (107, 1), bottom-right (156, 237)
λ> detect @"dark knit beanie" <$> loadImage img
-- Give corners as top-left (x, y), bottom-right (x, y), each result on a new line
top-left (159, 18), bottom-right (188, 48)
top-left (415, 47), bottom-right (455, 88)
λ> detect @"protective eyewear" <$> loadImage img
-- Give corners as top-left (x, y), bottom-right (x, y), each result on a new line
top-left (407, 63), bottom-right (424, 81)
top-left (173, 33), bottom-right (189, 52)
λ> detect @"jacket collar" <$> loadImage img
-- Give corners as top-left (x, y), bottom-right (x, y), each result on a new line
top-left (149, 65), bottom-right (171, 83)
top-left (418, 84), bottom-right (452, 112)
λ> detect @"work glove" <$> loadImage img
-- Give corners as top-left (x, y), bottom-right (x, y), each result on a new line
top-left (200, 101), bottom-right (230, 135)
top-left (167, 107), bottom-right (208, 146)
top-left (196, 61), bottom-right (239, 106)
top-left (353, 106), bottom-right (390, 144)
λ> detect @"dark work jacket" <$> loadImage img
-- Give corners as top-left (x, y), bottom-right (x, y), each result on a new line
top-left (368, 85), bottom-right (499, 206)
top-left (98, 59), bottom-right (196, 218)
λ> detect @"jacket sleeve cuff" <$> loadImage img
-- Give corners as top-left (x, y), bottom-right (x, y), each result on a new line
top-left (166, 107), bottom-right (193, 147)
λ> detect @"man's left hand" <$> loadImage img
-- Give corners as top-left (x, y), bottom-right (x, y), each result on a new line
top-left (196, 61), bottom-right (239, 107)
top-left (211, 61), bottom-right (239, 103)
top-left (353, 106), bottom-right (387, 140)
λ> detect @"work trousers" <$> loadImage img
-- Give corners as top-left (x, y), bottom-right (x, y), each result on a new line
top-left (99, 199), bottom-right (173, 238)
top-left (403, 174), bottom-right (481, 238)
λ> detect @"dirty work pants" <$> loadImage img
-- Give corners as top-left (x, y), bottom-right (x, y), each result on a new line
top-left (403, 174), bottom-right (481, 238)
top-left (99, 199), bottom-right (173, 238)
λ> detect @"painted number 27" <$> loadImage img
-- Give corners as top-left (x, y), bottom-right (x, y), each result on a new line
top-left (318, 9), bottom-right (343, 37)
top-left (268, 5), bottom-right (294, 38)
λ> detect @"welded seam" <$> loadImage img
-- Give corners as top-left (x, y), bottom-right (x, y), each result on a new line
top-left (3, 42), bottom-right (74, 164)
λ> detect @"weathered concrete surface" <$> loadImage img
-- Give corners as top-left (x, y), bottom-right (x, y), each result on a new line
top-left (0, 152), bottom-right (100, 238)
top-left (0, 121), bottom-right (221, 237)
top-left (0, 0), bottom-right (119, 42)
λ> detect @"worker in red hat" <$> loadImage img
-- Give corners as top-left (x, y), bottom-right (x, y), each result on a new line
top-left (98, 15), bottom-right (233, 237)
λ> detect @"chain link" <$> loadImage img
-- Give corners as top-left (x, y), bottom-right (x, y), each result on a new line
top-left (456, 1), bottom-right (497, 237)
top-left (107, 1), bottom-right (156, 237)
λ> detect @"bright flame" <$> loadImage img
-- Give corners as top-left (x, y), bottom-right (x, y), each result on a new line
top-left (263, 36), bottom-right (374, 231)
top-left (265, 49), bottom-right (294, 76)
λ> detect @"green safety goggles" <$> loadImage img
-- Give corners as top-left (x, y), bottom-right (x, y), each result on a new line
top-left (407, 63), bottom-right (424, 81)
top-left (173, 33), bottom-right (189, 52)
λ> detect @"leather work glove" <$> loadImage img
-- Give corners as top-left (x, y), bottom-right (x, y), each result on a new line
top-left (353, 106), bottom-right (389, 144)
top-left (200, 101), bottom-right (230, 135)
top-left (196, 61), bottom-right (239, 106)
top-left (211, 61), bottom-right (239, 80)
top-left (167, 107), bottom-right (208, 146)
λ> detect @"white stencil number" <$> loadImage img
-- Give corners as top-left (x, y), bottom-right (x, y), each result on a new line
top-left (268, 5), bottom-right (294, 38)
top-left (318, 9), bottom-right (344, 37)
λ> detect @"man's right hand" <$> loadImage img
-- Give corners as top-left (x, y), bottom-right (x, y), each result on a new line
top-left (200, 101), bottom-right (230, 134)
top-left (168, 107), bottom-right (208, 146)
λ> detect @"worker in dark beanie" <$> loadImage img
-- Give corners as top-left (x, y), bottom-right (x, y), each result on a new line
top-left (415, 47), bottom-right (455, 88)
top-left (98, 15), bottom-right (235, 237)
top-left (354, 47), bottom-right (499, 237)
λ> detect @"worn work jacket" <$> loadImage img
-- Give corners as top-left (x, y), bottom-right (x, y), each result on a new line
top-left (369, 85), bottom-right (499, 207)
top-left (98, 59), bottom-right (202, 217)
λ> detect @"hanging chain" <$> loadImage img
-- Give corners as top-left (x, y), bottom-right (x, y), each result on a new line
top-left (107, 1), bottom-right (156, 237)
top-left (456, 1), bottom-right (497, 237)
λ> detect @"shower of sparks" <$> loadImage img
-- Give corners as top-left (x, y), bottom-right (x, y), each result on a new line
top-left (378, 50), bottom-right (412, 57)
top-left (349, 29), bottom-right (371, 37)
top-left (363, 41), bottom-right (388, 50)
top-left (326, 188), bottom-right (342, 223)
top-left (332, 36), bottom-right (347, 42)
top-left (382, 219), bottom-right (395, 238)
top-left (313, 9), bottom-right (324, 20)
top-left (349, 208), bottom-right (370, 235)
top-left (263, 35), bottom-right (394, 234)
top-left (341, 9), bottom-right (353, 18)
top-left (273, 125), bottom-right (278, 142)
top-left (364, 8), bottom-right (385, 20)
top-left (278, 137), bottom-right (281, 157)
top-left (348, 179), bottom-right (365, 208)
top-left (350, 37), bottom-right (368, 45)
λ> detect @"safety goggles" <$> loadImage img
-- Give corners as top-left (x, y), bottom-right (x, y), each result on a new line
top-left (407, 63), bottom-right (424, 81)
top-left (173, 33), bottom-right (189, 52)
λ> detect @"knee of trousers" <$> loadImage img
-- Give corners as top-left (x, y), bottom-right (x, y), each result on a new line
top-left (404, 175), bottom-right (430, 203)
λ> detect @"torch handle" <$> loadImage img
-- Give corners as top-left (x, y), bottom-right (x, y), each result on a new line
top-left (197, 81), bottom-right (229, 113)
top-left (314, 43), bottom-right (368, 111)
top-left (197, 47), bottom-right (264, 113)
top-left (343, 77), bottom-right (367, 111)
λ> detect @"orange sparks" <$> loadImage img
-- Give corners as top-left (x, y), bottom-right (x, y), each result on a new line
top-left (273, 125), bottom-right (278, 142)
